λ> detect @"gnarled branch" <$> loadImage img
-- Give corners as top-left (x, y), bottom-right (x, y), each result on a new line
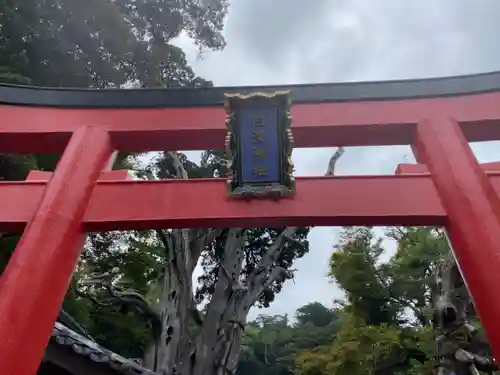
top-left (246, 227), bottom-right (298, 289)
top-left (243, 148), bottom-right (346, 304)
top-left (261, 266), bottom-right (296, 291)
top-left (79, 273), bottom-right (162, 327)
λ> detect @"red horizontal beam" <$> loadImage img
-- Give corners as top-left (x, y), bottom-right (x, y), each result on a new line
top-left (395, 161), bottom-right (500, 174)
top-left (0, 182), bottom-right (46, 231)
top-left (4, 166), bottom-right (500, 231)
top-left (83, 175), bottom-right (449, 230)
top-left (0, 170), bottom-right (134, 231)
top-left (1, 92), bottom-right (500, 153)
top-left (0, 174), bottom-right (446, 231)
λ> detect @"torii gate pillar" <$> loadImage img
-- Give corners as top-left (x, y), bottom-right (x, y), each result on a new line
top-left (413, 116), bottom-right (500, 356)
top-left (0, 126), bottom-right (114, 375)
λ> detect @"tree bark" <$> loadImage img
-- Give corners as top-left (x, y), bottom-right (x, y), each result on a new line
top-left (80, 149), bottom-right (346, 375)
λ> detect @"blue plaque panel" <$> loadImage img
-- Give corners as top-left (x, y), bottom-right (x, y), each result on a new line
top-left (238, 106), bottom-right (280, 184)
top-left (224, 91), bottom-right (295, 199)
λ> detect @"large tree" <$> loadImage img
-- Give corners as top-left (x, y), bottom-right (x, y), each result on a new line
top-left (77, 149), bottom-right (308, 375)
top-left (75, 147), bottom-right (347, 374)
top-left (0, 0), bottom-right (228, 88)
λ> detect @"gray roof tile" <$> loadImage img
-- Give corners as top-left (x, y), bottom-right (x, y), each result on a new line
top-left (51, 322), bottom-right (157, 375)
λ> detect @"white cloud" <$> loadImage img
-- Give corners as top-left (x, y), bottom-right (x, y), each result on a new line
top-left (175, 0), bottom-right (500, 320)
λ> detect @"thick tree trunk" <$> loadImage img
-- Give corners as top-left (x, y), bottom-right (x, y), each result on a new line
top-left (80, 148), bottom-right (339, 375)
top-left (141, 228), bottom-right (249, 375)
top-left (433, 252), bottom-right (497, 375)
top-left (143, 228), bottom-right (198, 374)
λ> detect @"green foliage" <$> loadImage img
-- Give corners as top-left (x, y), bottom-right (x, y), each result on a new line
top-left (87, 304), bottom-right (151, 359)
top-left (295, 312), bottom-right (435, 375)
top-left (296, 302), bottom-right (338, 327)
top-left (293, 227), bottom-right (458, 375)
top-left (0, 0), bottom-right (226, 88)
top-left (0, 154), bottom-right (38, 180)
top-left (0, 66), bottom-right (31, 85)
top-left (0, 234), bottom-right (21, 272)
top-left (385, 227), bottom-right (449, 325)
top-left (329, 227), bottom-right (398, 325)
top-left (296, 315), bottom-right (402, 375)
top-left (238, 305), bottom-right (340, 375)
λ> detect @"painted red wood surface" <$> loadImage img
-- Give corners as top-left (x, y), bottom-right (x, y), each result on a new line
top-left (1, 83), bottom-right (500, 374)
top-left (413, 117), bottom-right (500, 362)
top-left (0, 170), bottom-right (500, 231)
top-left (0, 174), bottom-right (446, 231)
top-left (1, 91), bottom-right (500, 152)
top-left (0, 127), bottom-right (114, 375)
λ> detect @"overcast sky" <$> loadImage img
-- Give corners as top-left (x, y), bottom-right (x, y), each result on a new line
top-left (173, 0), bottom-right (500, 321)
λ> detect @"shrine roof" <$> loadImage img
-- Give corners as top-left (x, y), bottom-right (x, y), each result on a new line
top-left (50, 322), bottom-right (155, 375)
top-left (0, 70), bottom-right (499, 108)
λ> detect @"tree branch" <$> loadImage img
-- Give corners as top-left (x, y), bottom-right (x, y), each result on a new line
top-left (144, 152), bottom-right (217, 274)
top-left (75, 288), bottom-right (113, 307)
top-left (215, 228), bottom-right (248, 293)
top-left (252, 227), bottom-right (298, 284)
top-left (164, 151), bottom-right (188, 179)
top-left (242, 227), bottom-right (300, 307)
top-left (79, 274), bottom-right (162, 326)
top-left (158, 152), bottom-right (217, 330)
top-left (220, 265), bottom-right (247, 292)
top-left (189, 228), bottom-right (224, 273)
top-left (325, 147), bottom-right (345, 176)
top-left (261, 267), bottom-right (296, 290)
top-left (372, 262), bottom-right (429, 326)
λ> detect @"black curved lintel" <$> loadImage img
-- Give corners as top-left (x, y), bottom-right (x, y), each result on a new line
top-left (1, 70), bottom-right (500, 108)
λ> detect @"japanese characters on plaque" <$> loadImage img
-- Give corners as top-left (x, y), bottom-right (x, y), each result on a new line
top-left (224, 91), bottom-right (296, 199)
top-left (239, 106), bottom-right (279, 184)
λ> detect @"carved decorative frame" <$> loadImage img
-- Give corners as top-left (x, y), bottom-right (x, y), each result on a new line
top-left (224, 90), bottom-right (296, 199)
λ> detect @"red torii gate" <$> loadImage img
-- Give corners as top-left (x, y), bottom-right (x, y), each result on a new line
top-left (1, 72), bottom-right (500, 374)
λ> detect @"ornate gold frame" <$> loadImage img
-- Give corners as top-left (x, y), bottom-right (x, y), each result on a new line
top-left (224, 90), bottom-right (296, 199)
